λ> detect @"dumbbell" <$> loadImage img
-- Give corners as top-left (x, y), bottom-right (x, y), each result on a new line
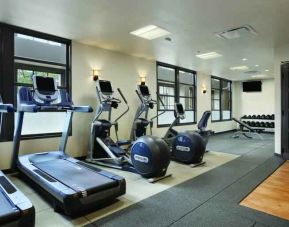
top-left (260, 122), bottom-right (266, 128)
top-left (261, 114), bottom-right (266, 119)
top-left (271, 114), bottom-right (275, 120)
top-left (251, 121), bottom-right (256, 127)
top-left (265, 115), bottom-right (270, 119)
top-left (252, 115), bottom-right (257, 119)
top-left (242, 115), bottom-right (248, 119)
top-left (265, 122), bottom-right (270, 128)
top-left (248, 115), bottom-right (252, 119)
top-left (270, 122), bottom-right (275, 128)
top-left (257, 115), bottom-right (261, 119)
top-left (255, 122), bottom-right (261, 127)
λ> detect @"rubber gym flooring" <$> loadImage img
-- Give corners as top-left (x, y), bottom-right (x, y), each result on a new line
top-left (88, 133), bottom-right (289, 227)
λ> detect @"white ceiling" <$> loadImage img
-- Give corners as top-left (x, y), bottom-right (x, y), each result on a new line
top-left (1, 0), bottom-right (289, 81)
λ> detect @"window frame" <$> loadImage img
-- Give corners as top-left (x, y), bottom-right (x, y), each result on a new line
top-left (156, 62), bottom-right (197, 128)
top-left (0, 22), bottom-right (72, 141)
top-left (211, 76), bottom-right (232, 122)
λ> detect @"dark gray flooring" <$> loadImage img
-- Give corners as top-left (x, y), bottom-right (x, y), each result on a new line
top-left (88, 132), bottom-right (288, 227)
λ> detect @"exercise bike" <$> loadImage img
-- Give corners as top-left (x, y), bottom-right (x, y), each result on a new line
top-left (131, 84), bottom-right (206, 167)
top-left (86, 80), bottom-right (171, 183)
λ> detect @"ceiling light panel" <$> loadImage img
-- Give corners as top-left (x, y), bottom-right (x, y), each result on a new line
top-left (230, 66), bottom-right (249, 71)
top-left (130, 25), bottom-right (170, 40)
top-left (196, 52), bottom-right (222, 60)
top-left (252, 75), bottom-right (267, 78)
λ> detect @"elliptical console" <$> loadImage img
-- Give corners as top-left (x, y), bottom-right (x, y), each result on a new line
top-left (87, 80), bottom-right (171, 183)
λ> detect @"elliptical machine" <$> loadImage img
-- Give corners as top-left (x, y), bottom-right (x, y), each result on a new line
top-left (86, 80), bottom-right (171, 183)
top-left (132, 84), bottom-right (206, 167)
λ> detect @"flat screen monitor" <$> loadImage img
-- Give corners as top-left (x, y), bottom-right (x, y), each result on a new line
top-left (35, 76), bottom-right (56, 93)
top-left (175, 103), bottom-right (185, 115)
top-left (99, 80), bottom-right (113, 94)
top-left (139, 85), bottom-right (150, 96)
top-left (243, 81), bottom-right (262, 92)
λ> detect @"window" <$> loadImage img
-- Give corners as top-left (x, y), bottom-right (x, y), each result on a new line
top-left (0, 23), bottom-right (71, 141)
top-left (157, 62), bottom-right (196, 127)
top-left (211, 76), bottom-right (232, 121)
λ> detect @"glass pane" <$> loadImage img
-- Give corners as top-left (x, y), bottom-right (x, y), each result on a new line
top-left (222, 80), bottom-right (231, 90)
top-left (212, 110), bottom-right (220, 121)
top-left (211, 89), bottom-right (220, 99)
top-left (159, 95), bottom-right (174, 110)
top-left (17, 69), bottom-right (62, 86)
top-left (179, 110), bottom-right (195, 124)
top-left (15, 112), bottom-right (66, 135)
top-left (211, 78), bottom-right (220, 89)
top-left (158, 66), bottom-right (175, 82)
top-left (222, 111), bottom-right (231, 120)
top-left (17, 69), bottom-right (34, 84)
top-left (212, 99), bottom-right (220, 110)
top-left (180, 97), bottom-right (193, 110)
top-left (158, 111), bottom-right (175, 125)
top-left (158, 83), bottom-right (174, 95)
top-left (221, 90), bottom-right (230, 110)
top-left (179, 71), bottom-right (195, 84)
top-left (15, 33), bottom-right (66, 64)
top-left (179, 84), bottom-right (194, 97)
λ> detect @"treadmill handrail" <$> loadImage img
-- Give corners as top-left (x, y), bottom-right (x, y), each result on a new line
top-left (0, 104), bottom-right (14, 113)
top-left (18, 104), bottom-right (93, 113)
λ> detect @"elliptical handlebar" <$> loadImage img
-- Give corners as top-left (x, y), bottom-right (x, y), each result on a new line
top-left (114, 88), bottom-right (130, 123)
top-left (117, 88), bottom-right (128, 104)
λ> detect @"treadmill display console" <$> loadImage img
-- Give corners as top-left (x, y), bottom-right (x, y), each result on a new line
top-left (99, 80), bottom-right (113, 94)
top-left (139, 85), bottom-right (150, 96)
top-left (35, 76), bottom-right (56, 94)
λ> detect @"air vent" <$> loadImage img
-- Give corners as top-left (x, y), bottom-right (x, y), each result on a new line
top-left (216, 25), bottom-right (257, 40)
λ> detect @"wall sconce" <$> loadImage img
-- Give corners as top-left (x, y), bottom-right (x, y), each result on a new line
top-left (92, 69), bottom-right (100, 81)
top-left (202, 84), bottom-right (207, 94)
top-left (140, 75), bottom-right (146, 85)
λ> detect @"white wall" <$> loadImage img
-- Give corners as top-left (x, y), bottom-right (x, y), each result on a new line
top-left (274, 44), bottom-right (289, 155)
top-left (0, 41), bottom-right (238, 169)
top-left (238, 79), bottom-right (275, 116)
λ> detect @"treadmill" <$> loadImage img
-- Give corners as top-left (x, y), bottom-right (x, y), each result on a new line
top-left (0, 97), bottom-right (35, 227)
top-left (11, 76), bottom-right (126, 216)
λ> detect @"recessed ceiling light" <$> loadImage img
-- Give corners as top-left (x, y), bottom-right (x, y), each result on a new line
top-left (130, 25), bottom-right (170, 40)
top-left (252, 74), bottom-right (267, 78)
top-left (265, 69), bottom-right (269, 72)
top-left (255, 64), bottom-right (259, 67)
top-left (242, 58), bottom-right (247, 61)
top-left (230, 65), bottom-right (249, 71)
top-left (195, 52), bottom-right (222, 60)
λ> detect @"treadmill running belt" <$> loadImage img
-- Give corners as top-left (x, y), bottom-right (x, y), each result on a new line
top-left (33, 159), bottom-right (118, 194)
top-left (0, 190), bottom-right (19, 223)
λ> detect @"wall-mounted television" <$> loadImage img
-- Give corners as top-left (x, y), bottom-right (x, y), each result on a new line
top-left (242, 81), bottom-right (262, 92)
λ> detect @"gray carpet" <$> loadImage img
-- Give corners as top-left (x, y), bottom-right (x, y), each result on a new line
top-left (88, 132), bottom-right (288, 227)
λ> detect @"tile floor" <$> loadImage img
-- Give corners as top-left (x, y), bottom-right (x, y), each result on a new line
top-left (8, 151), bottom-right (237, 227)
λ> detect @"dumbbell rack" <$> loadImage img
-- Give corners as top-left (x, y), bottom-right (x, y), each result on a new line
top-left (241, 115), bottom-right (275, 133)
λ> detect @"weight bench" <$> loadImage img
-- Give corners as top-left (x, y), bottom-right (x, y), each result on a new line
top-left (232, 117), bottom-right (264, 140)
